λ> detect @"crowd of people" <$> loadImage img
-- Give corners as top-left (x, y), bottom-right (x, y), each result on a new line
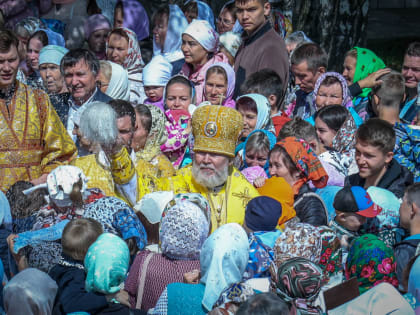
top-left (0, 0), bottom-right (419, 314)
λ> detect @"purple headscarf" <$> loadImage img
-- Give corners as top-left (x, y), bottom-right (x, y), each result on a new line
top-left (117, 0), bottom-right (149, 41)
top-left (312, 72), bottom-right (353, 109)
top-left (84, 14), bottom-right (111, 40)
top-left (204, 62), bottom-right (235, 108)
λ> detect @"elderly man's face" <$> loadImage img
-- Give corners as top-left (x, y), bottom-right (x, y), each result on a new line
top-left (192, 152), bottom-right (231, 188)
top-left (0, 45), bottom-right (19, 89)
top-left (64, 59), bottom-right (98, 105)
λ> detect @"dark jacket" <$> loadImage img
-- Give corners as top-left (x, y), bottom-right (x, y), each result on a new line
top-left (234, 21), bottom-right (289, 98)
top-left (92, 89), bottom-right (113, 103)
top-left (294, 184), bottom-right (328, 227)
top-left (49, 256), bottom-right (108, 315)
top-left (394, 236), bottom-right (420, 285)
top-left (345, 159), bottom-right (414, 198)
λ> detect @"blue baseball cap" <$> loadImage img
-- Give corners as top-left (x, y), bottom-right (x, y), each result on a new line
top-left (333, 186), bottom-right (382, 218)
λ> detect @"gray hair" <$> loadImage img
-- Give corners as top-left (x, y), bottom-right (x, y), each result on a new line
top-left (99, 60), bottom-right (112, 82)
top-left (61, 48), bottom-right (100, 76)
top-left (79, 102), bottom-right (118, 146)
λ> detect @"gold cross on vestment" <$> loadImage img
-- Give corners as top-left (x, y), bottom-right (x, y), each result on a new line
top-left (232, 188), bottom-right (253, 207)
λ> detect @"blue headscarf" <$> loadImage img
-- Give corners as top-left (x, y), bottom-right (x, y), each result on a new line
top-left (237, 93), bottom-right (274, 132)
top-left (36, 28), bottom-right (65, 47)
top-left (241, 129), bottom-right (276, 176)
top-left (196, 0), bottom-right (215, 29)
top-left (39, 45), bottom-right (69, 66)
top-left (153, 4), bottom-right (189, 63)
top-left (200, 223), bottom-right (249, 311)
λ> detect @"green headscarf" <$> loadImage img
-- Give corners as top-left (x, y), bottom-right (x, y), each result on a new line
top-left (345, 234), bottom-right (398, 294)
top-left (352, 47), bottom-right (386, 97)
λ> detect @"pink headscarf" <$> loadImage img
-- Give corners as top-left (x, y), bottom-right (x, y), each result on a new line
top-left (204, 62), bottom-right (236, 108)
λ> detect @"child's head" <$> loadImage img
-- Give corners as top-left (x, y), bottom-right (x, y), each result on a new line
top-left (244, 196), bottom-right (282, 233)
top-left (278, 117), bottom-right (321, 154)
top-left (314, 105), bottom-right (348, 147)
top-left (371, 71), bottom-right (405, 116)
top-left (61, 218), bottom-right (103, 261)
top-left (244, 131), bottom-right (271, 169)
top-left (355, 118), bottom-right (395, 179)
top-left (240, 69), bottom-right (284, 113)
top-left (143, 55), bottom-right (173, 102)
top-left (333, 186), bottom-right (382, 231)
top-left (400, 183), bottom-right (420, 230)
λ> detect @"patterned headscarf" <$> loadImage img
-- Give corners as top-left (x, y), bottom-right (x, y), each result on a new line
top-left (200, 223), bottom-right (249, 311)
top-left (312, 72), bottom-right (353, 109)
top-left (276, 257), bottom-right (326, 315)
top-left (276, 137), bottom-right (328, 195)
top-left (318, 226), bottom-right (343, 279)
top-left (352, 47), bottom-right (386, 98)
top-left (116, 0), bottom-right (149, 41)
top-left (346, 234), bottom-right (398, 294)
top-left (83, 197), bottom-right (147, 251)
top-left (205, 62), bottom-right (236, 108)
top-left (332, 114), bottom-right (357, 157)
top-left (160, 197), bottom-right (210, 260)
top-left (242, 129), bottom-right (277, 176)
top-left (15, 17), bottom-right (45, 35)
top-left (85, 233), bottom-right (130, 294)
top-left (135, 105), bottom-right (168, 162)
top-left (183, 19), bottom-right (219, 53)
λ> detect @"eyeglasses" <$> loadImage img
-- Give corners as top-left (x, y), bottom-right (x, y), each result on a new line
top-left (216, 18), bottom-right (235, 26)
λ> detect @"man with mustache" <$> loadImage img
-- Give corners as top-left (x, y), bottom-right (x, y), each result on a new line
top-left (105, 105), bottom-right (260, 232)
top-left (0, 29), bottom-right (77, 192)
top-left (61, 49), bottom-right (112, 146)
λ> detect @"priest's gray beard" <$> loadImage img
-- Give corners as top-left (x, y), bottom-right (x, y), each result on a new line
top-left (192, 159), bottom-right (230, 189)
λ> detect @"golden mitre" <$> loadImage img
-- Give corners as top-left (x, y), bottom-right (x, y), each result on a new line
top-left (192, 105), bottom-right (243, 158)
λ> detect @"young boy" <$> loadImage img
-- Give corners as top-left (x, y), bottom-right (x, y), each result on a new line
top-left (394, 183), bottom-right (420, 286)
top-left (49, 218), bottom-right (129, 314)
top-left (345, 118), bottom-right (413, 198)
top-left (331, 186), bottom-right (382, 247)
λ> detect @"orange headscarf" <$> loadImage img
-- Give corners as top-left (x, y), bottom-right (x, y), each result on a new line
top-left (257, 177), bottom-right (296, 226)
top-left (276, 137), bottom-right (328, 195)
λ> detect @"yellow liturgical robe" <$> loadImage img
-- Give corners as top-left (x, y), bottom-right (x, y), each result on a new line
top-left (110, 148), bottom-right (260, 232)
top-left (0, 82), bottom-right (77, 192)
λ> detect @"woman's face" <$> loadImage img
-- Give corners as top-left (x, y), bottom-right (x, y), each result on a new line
top-left (315, 82), bottom-right (343, 109)
top-left (237, 107), bottom-right (257, 138)
top-left (39, 63), bottom-right (66, 94)
top-left (217, 8), bottom-right (235, 34)
top-left (88, 29), bottom-right (109, 54)
top-left (97, 70), bottom-right (110, 93)
top-left (269, 151), bottom-right (296, 187)
top-left (205, 72), bottom-right (227, 105)
top-left (132, 114), bottom-right (149, 152)
top-left (315, 117), bottom-right (337, 147)
top-left (153, 14), bottom-right (168, 49)
top-left (181, 34), bottom-right (208, 67)
top-left (114, 7), bottom-right (124, 28)
top-left (106, 33), bottom-right (129, 66)
top-left (245, 148), bottom-right (269, 168)
top-left (27, 38), bottom-right (44, 71)
top-left (342, 56), bottom-right (356, 85)
top-left (166, 82), bottom-right (191, 110)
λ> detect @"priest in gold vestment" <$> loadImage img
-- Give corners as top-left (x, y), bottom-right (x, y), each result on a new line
top-left (108, 105), bottom-right (260, 232)
top-left (0, 30), bottom-right (77, 192)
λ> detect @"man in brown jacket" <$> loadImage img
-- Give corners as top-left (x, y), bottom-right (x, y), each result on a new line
top-left (234, 0), bottom-right (289, 98)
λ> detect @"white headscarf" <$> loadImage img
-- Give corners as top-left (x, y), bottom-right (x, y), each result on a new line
top-left (153, 4), bottom-right (189, 63)
top-left (106, 61), bottom-right (130, 100)
top-left (219, 31), bottom-right (242, 57)
top-left (143, 55), bottom-right (173, 87)
top-left (183, 19), bottom-right (219, 53)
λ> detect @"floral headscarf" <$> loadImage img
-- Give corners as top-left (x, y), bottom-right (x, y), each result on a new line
top-left (159, 196), bottom-right (210, 260)
top-left (200, 223), bottom-right (249, 311)
top-left (346, 234), bottom-right (398, 294)
top-left (318, 226), bottom-right (343, 279)
top-left (276, 257), bottom-right (326, 315)
top-left (135, 105), bottom-right (168, 163)
top-left (83, 197), bottom-right (147, 251)
top-left (276, 137), bottom-right (328, 195)
top-left (352, 47), bottom-right (386, 98)
top-left (204, 62), bottom-right (236, 108)
top-left (332, 114), bottom-right (357, 157)
top-left (312, 72), bottom-right (353, 109)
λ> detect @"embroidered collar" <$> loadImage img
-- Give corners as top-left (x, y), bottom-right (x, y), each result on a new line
top-left (0, 81), bottom-right (17, 105)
